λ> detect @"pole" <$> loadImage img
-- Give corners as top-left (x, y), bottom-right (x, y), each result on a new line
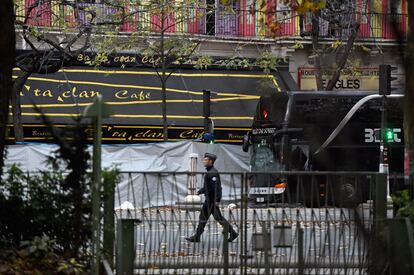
top-left (189, 153), bottom-right (197, 195)
top-left (103, 175), bottom-right (115, 269)
top-left (379, 95), bottom-right (391, 202)
top-left (116, 219), bottom-right (137, 275)
top-left (239, 173), bottom-right (244, 275)
top-left (372, 173), bottom-right (387, 273)
top-left (184, 153), bottom-right (201, 204)
top-left (298, 222), bottom-right (304, 275)
top-left (203, 89), bottom-right (211, 134)
top-left (83, 96), bottom-right (112, 274)
top-left (223, 224), bottom-right (229, 275)
top-left (92, 97), bottom-right (102, 274)
top-left (261, 222), bottom-right (271, 275)
top-left (240, 172), bottom-right (247, 275)
top-left (407, 0), bottom-right (414, 201)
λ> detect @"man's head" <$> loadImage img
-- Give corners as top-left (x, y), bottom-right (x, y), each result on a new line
top-left (203, 153), bottom-right (217, 168)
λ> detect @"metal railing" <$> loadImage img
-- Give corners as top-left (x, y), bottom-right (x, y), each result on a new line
top-left (15, 1), bottom-right (408, 40)
top-left (301, 12), bottom-right (408, 40)
top-left (2, 168), bottom-right (407, 273)
top-left (113, 171), bottom-right (391, 274)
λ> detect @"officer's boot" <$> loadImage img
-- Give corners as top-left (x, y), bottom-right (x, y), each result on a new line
top-left (185, 235), bottom-right (200, 242)
top-left (185, 228), bottom-right (203, 242)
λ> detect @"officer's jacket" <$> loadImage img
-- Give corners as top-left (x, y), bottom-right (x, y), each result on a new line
top-left (197, 166), bottom-right (222, 202)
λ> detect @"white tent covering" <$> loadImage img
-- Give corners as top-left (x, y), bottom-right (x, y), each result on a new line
top-left (4, 141), bottom-right (250, 207)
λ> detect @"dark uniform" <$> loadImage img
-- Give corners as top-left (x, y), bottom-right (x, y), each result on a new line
top-left (187, 153), bottom-right (238, 242)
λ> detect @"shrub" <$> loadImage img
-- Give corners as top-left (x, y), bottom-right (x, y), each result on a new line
top-left (0, 234), bottom-right (86, 274)
top-left (0, 122), bottom-right (92, 265)
top-left (0, 121), bottom-right (122, 272)
top-left (392, 189), bottom-right (414, 223)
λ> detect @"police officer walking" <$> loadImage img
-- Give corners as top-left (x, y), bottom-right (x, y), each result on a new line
top-left (186, 153), bottom-right (238, 243)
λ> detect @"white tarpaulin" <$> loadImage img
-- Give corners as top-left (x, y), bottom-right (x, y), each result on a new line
top-left (4, 141), bottom-right (250, 207)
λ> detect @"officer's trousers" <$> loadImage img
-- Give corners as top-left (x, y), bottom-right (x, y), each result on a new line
top-left (195, 201), bottom-right (236, 237)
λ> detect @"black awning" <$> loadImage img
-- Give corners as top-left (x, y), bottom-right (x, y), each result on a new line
top-left (17, 67), bottom-right (289, 128)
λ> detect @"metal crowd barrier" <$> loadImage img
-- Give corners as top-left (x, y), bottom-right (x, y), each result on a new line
top-left (113, 171), bottom-right (389, 275)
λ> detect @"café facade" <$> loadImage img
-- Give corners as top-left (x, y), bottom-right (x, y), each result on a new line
top-left (10, 53), bottom-right (296, 144)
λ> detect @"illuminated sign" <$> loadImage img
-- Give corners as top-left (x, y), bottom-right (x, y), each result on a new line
top-left (9, 67), bottom-right (277, 144)
top-left (7, 124), bottom-right (249, 144)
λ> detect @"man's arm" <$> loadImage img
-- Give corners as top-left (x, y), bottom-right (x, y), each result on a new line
top-left (197, 187), bottom-right (205, 195)
top-left (215, 173), bottom-right (222, 203)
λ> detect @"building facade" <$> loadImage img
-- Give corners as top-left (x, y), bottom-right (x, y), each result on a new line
top-left (12, 0), bottom-right (407, 143)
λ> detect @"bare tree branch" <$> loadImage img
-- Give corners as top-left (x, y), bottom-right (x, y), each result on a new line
top-left (311, 11), bottom-right (324, 90)
top-left (326, 22), bottom-right (360, 91)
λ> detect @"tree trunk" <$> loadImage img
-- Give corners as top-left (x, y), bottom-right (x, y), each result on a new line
top-left (0, 0), bottom-right (15, 175)
top-left (11, 71), bottom-right (31, 142)
top-left (161, 76), bottom-right (168, 141)
top-left (326, 23), bottom-right (360, 91)
top-left (311, 11), bottom-right (324, 90)
top-left (405, 1), bottom-right (414, 190)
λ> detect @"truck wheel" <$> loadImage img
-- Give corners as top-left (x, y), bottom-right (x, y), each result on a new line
top-left (333, 177), bottom-right (363, 208)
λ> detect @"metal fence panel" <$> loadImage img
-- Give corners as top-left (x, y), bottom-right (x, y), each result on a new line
top-left (115, 171), bottom-right (385, 274)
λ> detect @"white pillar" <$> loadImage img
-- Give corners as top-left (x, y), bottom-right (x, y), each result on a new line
top-left (185, 153), bottom-right (201, 203)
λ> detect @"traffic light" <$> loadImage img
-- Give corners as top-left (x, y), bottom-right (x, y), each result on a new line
top-left (263, 109), bottom-right (269, 119)
top-left (374, 128), bottom-right (396, 143)
top-left (379, 64), bottom-right (398, 95)
top-left (202, 132), bottom-right (215, 144)
top-left (385, 128), bottom-right (394, 143)
top-left (261, 108), bottom-right (269, 121)
top-left (376, 128), bottom-right (395, 143)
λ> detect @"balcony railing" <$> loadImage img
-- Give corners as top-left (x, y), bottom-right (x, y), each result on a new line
top-left (301, 12), bottom-right (408, 40)
top-left (15, 1), bottom-right (408, 41)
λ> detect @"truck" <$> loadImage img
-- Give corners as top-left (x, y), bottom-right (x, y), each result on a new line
top-left (242, 91), bottom-right (405, 207)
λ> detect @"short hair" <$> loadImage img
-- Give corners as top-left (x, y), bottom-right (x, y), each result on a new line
top-left (204, 153), bottom-right (217, 162)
